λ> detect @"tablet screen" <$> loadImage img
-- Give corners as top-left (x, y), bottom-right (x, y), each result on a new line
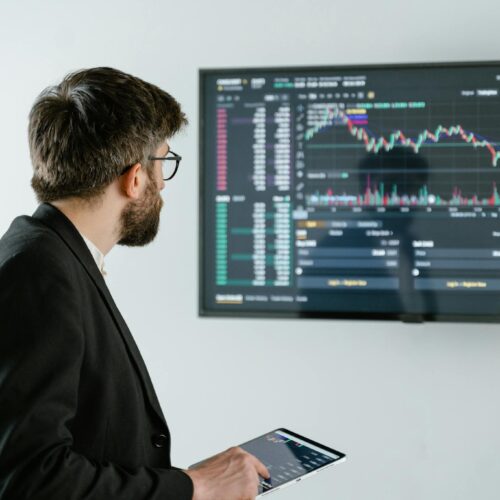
top-left (240, 429), bottom-right (345, 495)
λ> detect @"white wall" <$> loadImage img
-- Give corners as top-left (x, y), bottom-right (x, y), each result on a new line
top-left (1, 1), bottom-right (500, 498)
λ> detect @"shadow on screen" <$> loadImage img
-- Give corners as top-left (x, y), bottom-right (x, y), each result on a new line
top-left (298, 146), bottom-right (438, 318)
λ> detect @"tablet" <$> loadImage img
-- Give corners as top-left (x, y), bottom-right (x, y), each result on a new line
top-left (191, 428), bottom-right (346, 497)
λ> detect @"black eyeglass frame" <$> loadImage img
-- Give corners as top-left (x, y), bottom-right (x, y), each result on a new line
top-left (120, 149), bottom-right (182, 181)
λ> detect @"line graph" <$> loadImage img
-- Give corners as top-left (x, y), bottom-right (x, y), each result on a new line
top-left (305, 106), bottom-right (500, 167)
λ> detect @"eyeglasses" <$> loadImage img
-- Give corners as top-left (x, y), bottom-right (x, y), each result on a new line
top-left (150, 149), bottom-right (182, 181)
top-left (120, 149), bottom-right (182, 181)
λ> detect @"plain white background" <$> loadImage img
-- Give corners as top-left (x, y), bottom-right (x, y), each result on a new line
top-left (1, 1), bottom-right (500, 499)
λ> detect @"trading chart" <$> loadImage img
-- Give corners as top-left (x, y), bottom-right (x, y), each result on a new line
top-left (201, 64), bottom-right (500, 320)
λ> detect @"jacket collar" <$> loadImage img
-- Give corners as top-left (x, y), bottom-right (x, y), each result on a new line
top-left (32, 203), bottom-right (167, 426)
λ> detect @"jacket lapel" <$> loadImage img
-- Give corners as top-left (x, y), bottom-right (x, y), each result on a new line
top-left (32, 203), bottom-right (167, 426)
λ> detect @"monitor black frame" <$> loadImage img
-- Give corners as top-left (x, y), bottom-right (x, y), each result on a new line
top-left (199, 61), bottom-right (500, 323)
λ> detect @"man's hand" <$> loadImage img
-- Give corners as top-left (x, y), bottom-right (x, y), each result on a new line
top-left (184, 446), bottom-right (270, 500)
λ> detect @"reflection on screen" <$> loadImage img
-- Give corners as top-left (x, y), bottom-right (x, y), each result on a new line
top-left (240, 431), bottom-right (340, 493)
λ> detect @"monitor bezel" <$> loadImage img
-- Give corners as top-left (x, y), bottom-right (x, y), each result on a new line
top-left (199, 61), bottom-right (500, 323)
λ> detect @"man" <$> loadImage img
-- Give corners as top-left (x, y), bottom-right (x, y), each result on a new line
top-left (0, 67), bottom-right (269, 500)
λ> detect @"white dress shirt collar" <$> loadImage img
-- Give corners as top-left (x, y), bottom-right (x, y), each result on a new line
top-left (80, 234), bottom-right (107, 277)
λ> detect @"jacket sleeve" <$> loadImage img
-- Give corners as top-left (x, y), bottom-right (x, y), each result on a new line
top-left (0, 248), bottom-right (193, 500)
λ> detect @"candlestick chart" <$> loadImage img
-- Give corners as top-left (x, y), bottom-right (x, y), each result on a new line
top-left (302, 101), bottom-right (500, 208)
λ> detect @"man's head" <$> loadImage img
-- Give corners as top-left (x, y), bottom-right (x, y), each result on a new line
top-left (28, 67), bottom-right (187, 246)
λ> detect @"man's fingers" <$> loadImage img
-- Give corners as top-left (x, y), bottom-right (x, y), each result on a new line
top-left (234, 447), bottom-right (270, 479)
top-left (250, 455), bottom-right (270, 479)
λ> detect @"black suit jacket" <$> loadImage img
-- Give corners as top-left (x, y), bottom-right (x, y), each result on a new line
top-left (0, 203), bottom-right (193, 499)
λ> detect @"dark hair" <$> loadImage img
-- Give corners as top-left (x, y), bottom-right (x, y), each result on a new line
top-left (29, 67), bottom-right (187, 202)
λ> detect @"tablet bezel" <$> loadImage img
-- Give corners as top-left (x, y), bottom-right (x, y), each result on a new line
top-left (239, 427), bottom-right (346, 497)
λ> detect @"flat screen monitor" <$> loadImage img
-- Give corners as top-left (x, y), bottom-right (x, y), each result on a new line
top-left (199, 62), bottom-right (500, 322)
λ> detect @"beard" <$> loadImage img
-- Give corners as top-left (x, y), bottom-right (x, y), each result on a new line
top-left (117, 174), bottom-right (164, 247)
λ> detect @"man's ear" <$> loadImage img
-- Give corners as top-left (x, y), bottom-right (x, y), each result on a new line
top-left (119, 163), bottom-right (143, 200)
